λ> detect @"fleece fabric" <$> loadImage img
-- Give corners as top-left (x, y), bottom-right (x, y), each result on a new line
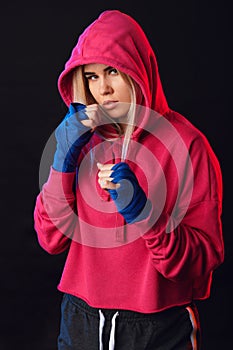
top-left (34, 10), bottom-right (224, 313)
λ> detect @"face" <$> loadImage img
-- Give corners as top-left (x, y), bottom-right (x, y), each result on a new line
top-left (83, 63), bottom-right (132, 119)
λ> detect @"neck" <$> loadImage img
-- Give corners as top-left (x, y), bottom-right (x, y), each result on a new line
top-left (119, 123), bottom-right (127, 134)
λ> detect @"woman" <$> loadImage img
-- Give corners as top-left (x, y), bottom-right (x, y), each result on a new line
top-left (34, 10), bottom-right (224, 350)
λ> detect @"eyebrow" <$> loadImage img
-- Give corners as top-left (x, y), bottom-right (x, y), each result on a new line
top-left (84, 66), bottom-right (114, 76)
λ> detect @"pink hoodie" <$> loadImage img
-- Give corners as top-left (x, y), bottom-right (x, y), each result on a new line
top-left (34, 10), bottom-right (224, 313)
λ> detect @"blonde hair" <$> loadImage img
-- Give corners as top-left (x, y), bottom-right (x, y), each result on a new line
top-left (72, 66), bottom-right (137, 161)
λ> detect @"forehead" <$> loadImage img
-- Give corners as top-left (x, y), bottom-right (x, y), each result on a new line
top-left (83, 63), bottom-right (109, 72)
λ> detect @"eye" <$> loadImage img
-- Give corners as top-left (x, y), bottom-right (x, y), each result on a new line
top-left (109, 68), bottom-right (118, 75)
top-left (86, 74), bottom-right (98, 81)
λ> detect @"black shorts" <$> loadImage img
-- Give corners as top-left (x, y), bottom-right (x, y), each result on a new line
top-left (57, 293), bottom-right (201, 350)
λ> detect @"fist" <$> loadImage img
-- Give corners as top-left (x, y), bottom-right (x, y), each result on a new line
top-left (81, 104), bottom-right (108, 130)
top-left (97, 163), bottom-right (120, 190)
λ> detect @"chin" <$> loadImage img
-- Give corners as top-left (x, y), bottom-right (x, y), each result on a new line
top-left (106, 107), bottom-right (130, 120)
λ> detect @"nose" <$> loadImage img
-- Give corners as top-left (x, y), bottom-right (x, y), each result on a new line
top-left (99, 77), bottom-right (113, 95)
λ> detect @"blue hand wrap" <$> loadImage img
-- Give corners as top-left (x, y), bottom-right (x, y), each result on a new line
top-left (108, 162), bottom-right (151, 224)
top-left (53, 103), bottom-right (92, 172)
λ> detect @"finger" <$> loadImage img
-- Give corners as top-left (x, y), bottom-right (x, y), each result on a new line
top-left (98, 177), bottom-right (113, 185)
top-left (98, 178), bottom-right (112, 186)
top-left (81, 119), bottom-right (96, 129)
top-left (98, 179), bottom-right (120, 190)
top-left (85, 105), bottom-right (102, 126)
top-left (105, 182), bottom-right (120, 190)
top-left (86, 103), bottom-right (99, 110)
top-left (98, 170), bottom-right (113, 178)
top-left (97, 163), bottom-right (115, 171)
top-left (85, 108), bottom-right (98, 119)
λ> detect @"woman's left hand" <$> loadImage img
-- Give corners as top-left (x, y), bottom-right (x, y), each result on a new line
top-left (97, 163), bottom-right (120, 190)
top-left (97, 162), bottom-right (151, 224)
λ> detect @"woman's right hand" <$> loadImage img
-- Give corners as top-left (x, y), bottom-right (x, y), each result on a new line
top-left (81, 104), bottom-right (108, 130)
top-left (52, 103), bottom-right (93, 172)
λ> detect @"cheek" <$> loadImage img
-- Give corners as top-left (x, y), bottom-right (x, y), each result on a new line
top-left (121, 87), bottom-right (131, 103)
top-left (116, 81), bottom-right (131, 102)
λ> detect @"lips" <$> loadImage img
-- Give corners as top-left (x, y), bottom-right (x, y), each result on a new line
top-left (102, 100), bottom-right (119, 110)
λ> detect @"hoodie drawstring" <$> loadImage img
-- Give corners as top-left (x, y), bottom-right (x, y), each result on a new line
top-left (99, 310), bottom-right (119, 350)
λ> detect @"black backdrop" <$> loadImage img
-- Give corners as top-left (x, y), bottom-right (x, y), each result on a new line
top-left (1, 1), bottom-right (232, 349)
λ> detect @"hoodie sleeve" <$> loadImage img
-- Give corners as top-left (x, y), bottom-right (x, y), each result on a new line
top-left (142, 134), bottom-right (224, 282)
top-left (34, 167), bottom-right (77, 254)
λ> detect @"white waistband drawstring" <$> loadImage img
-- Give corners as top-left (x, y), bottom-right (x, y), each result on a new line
top-left (99, 310), bottom-right (105, 350)
top-left (99, 310), bottom-right (119, 350)
top-left (109, 311), bottom-right (119, 349)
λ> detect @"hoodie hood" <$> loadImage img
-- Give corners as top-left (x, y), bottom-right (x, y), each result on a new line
top-left (58, 10), bottom-right (169, 116)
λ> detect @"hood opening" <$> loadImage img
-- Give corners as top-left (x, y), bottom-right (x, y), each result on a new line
top-left (58, 10), bottom-right (169, 116)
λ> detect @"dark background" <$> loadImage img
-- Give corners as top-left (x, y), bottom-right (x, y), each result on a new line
top-left (1, 0), bottom-right (232, 349)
